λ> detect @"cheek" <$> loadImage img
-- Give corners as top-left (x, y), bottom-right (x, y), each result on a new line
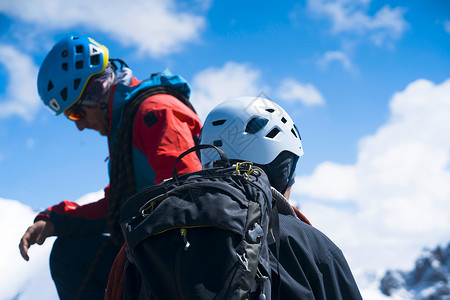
top-left (100, 117), bottom-right (109, 131)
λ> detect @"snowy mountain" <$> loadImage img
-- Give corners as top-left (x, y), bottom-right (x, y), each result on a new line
top-left (380, 243), bottom-right (450, 300)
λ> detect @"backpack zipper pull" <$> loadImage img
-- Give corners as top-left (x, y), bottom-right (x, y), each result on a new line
top-left (236, 252), bottom-right (251, 272)
top-left (256, 268), bottom-right (269, 300)
top-left (180, 228), bottom-right (190, 251)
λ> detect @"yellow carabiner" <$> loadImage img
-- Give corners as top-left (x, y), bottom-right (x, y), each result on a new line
top-left (234, 161), bottom-right (254, 179)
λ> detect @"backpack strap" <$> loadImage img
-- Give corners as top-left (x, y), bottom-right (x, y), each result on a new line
top-left (271, 187), bottom-right (296, 217)
top-left (126, 70), bottom-right (196, 114)
top-left (172, 144), bottom-right (230, 180)
top-left (132, 85), bottom-right (196, 114)
top-left (271, 186), bottom-right (312, 226)
top-left (270, 195), bottom-right (282, 299)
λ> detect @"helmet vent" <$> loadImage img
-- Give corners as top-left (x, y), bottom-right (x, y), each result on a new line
top-left (47, 81), bottom-right (54, 92)
top-left (74, 78), bottom-right (81, 90)
top-left (291, 128), bottom-right (298, 138)
top-left (61, 50), bottom-right (68, 57)
top-left (281, 117), bottom-right (287, 124)
top-left (76, 61), bottom-right (83, 69)
top-left (265, 108), bottom-right (275, 113)
top-left (293, 124), bottom-right (301, 139)
top-left (76, 45), bottom-right (83, 53)
top-left (245, 117), bottom-right (269, 134)
top-left (213, 140), bottom-right (223, 147)
top-left (60, 88), bottom-right (68, 101)
top-left (212, 120), bottom-right (226, 126)
top-left (90, 54), bottom-right (100, 66)
top-left (62, 63), bottom-right (68, 71)
top-left (266, 127), bottom-right (280, 139)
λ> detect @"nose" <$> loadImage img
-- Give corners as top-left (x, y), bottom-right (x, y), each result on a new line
top-left (75, 119), bottom-right (88, 131)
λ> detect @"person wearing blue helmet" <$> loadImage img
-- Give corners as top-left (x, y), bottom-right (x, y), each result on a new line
top-left (18, 35), bottom-right (202, 299)
top-left (200, 97), bottom-right (363, 299)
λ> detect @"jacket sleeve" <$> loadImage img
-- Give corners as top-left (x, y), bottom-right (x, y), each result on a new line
top-left (34, 186), bottom-right (110, 236)
top-left (318, 246), bottom-right (363, 300)
top-left (132, 94), bottom-right (202, 185)
top-left (270, 214), bottom-right (363, 300)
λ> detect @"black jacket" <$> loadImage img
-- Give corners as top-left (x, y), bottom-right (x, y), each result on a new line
top-left (269, 214), bottom-right (363, 299)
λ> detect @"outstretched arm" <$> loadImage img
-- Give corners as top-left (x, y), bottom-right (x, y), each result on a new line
top-left (19, 219), bottom-right (55, 261)
top-left (18, 186), bottom-right (110, 261)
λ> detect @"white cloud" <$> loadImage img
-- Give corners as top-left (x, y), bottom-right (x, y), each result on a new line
top-left (318, 50), bottom-right (353, 71)
top-left (296, 162), bottom-right (356, 200)
top-left (0, 0), bottom-right (207, 57)
top-left (0, 197), bottom-right (57, 300)
top-left (292, 79), bottom-right (450, 276)
top-left (0, 191), bottom-right (101, 299)
top-left (277, 78), bottom-right (325, 106)
top-left (190, 62), bottom-right (264, 121)
top-left (307, 0), bottom-right (408, 45)
top-left (444, 20), bottom-right (450, 34)
top-left (26, 138), bottom-right (35, 149)
top-left (75, 189), bottom-right (105, 206)
top-left (191, 64), bottom-right (325, 121)
top-left (0, 45), bottom-right (40, 121)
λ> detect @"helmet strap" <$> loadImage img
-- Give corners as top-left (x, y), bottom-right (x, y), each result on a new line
top-left (109, 58), bottom-right (129, 72)
top-left (262, 151), bottom-right (299, 194)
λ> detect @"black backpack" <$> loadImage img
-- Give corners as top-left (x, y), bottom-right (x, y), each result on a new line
top-left (120, 145), bottom-right (274, 299)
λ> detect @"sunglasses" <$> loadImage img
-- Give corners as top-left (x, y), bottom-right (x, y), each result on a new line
top-left (65, 104), bottom-right (86, 121)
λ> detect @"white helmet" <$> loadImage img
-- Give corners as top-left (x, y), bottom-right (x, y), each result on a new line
top-left (200, 96), bottom-right (303, 166)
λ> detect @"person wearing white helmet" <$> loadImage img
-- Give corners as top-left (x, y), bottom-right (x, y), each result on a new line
top-left (18, 35), bottom-right (202, 299)
top-left (200, 97), bottom-right (363, 299)
top-left (201, 96), bottom-right (303, 197)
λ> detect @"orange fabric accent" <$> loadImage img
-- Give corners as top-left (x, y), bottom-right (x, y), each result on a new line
top-left (292, 206), bottom-right (312, 226)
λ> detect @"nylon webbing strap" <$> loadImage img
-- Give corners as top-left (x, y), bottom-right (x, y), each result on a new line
top-left (271, 201), bottom-right (281, 299)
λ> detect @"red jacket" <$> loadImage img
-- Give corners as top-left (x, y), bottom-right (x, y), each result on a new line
top-left (35, 80), bottom-right (202, 237)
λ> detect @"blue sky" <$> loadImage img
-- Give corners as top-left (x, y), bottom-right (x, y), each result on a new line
top-left (1, 0), bottom-right (450, 285)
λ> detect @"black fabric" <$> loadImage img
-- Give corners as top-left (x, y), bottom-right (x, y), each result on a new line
top-left (269, 214), bottom-right (363, 300)
top-left (143, 111), bottom-right (158, 128)
top-left (45, 212), bottom-right (108, 237)
top-left (123, 262), bottom-right (144, 300)
top-left (49, 235), bottom-right (121, 300)
top-left (134, 228), bottom-right (245, 299)
top-left (120, 148), bottom-right (273, 300)
top-left (258, 151), bottom-right (298, 194)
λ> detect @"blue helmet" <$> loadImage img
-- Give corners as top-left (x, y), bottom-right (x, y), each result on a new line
top-left (37, 35), bottom-right (109, 115)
